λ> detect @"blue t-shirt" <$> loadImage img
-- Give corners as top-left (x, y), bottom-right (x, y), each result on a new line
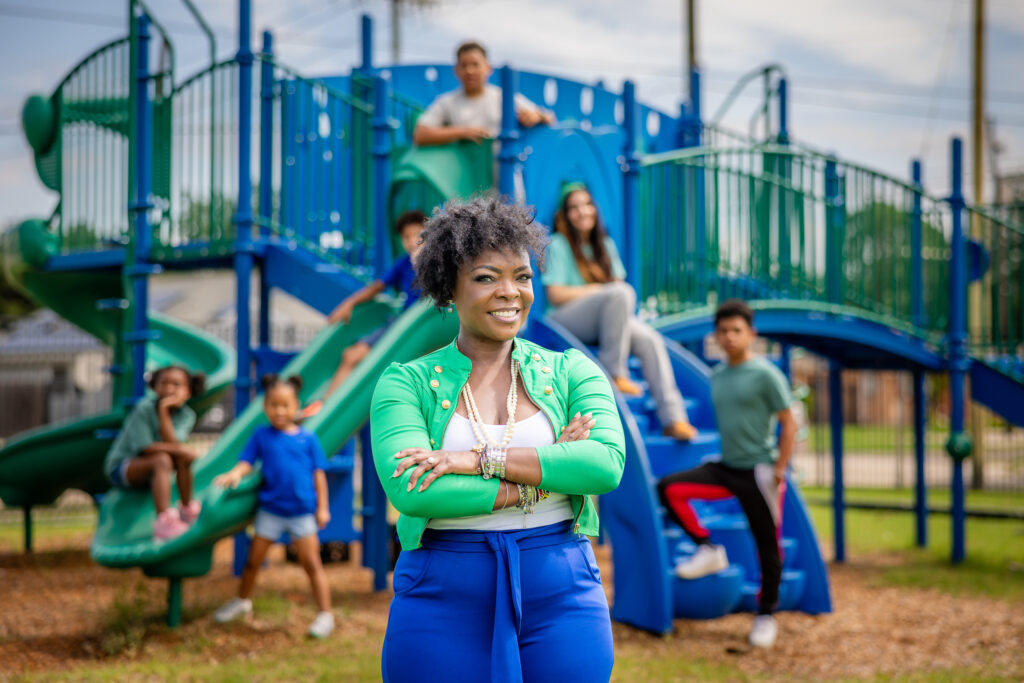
top-left (380, 254), bottom-right (420, 310)
top-left (239, 425), bottom-right (329, 517)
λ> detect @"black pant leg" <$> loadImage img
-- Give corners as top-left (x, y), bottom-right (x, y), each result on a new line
top-left (713, 465), bottom-right (782, 614)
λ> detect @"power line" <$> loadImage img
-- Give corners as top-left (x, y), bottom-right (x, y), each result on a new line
top-left (921, 0), bottom-right (967, 157)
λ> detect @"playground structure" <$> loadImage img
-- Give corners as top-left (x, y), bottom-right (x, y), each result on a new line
top-left (1, 0), bottom-right (1022, 635)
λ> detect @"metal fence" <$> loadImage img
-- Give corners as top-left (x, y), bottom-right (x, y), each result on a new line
top-left (791, 350), bottom-right (1024, 498)
top-left (49, 38), bottom-right (133, 253)
top-left (639, 145), bottom-right (954, 342)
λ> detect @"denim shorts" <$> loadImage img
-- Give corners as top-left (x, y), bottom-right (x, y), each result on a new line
top-left (253, 508), bottom-right (318, 541)
top-left (107, 459), bottom-right (133, 488)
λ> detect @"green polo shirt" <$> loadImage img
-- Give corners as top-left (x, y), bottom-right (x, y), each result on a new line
top-left (711, 357), bottom-right (792, 469)
top-left (104, 396), bottom-right (196, 480)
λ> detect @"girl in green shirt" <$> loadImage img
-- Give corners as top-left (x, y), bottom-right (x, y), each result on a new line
top-left (542, 185), bottom-right (696, 441)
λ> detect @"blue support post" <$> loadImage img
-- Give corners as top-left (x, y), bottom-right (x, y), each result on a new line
top-left (257, 30), bottom-right (274, 365)
top-left (691, 70), bottom-right (708, 298)
top-left (911, 159), bottom-right (924, 329)
top-left (360, 422), bottom-right (389, 591)
top-left (234, 0), bottom-right (255, 416)
top-left (360, 14), bottom-right (373, 70)
top-left (678, 68), bottom-right (701, 148)
top-left (775, 77), bottom-right (792, 293)
top-left (829, 361), bottom-right (845, 563)
top-left (777, 77), bottom-right (789, 144)
top-left (824, 159), bottom-right (844, 306)
top-left (779, 343), bottom-right (792, 381)
top-left (946, 137), bottom-right (970, 564)
top-left (498, 65), bottom-right (518, 199)
top-left (128, 12), bottom-right (155, 404)
top-left (231, 4), bottom-right (256, 574)
top-left (371, 75), bottom-right (393, 274)
top-left (622, 80), bottom-right (641, 294)
top-left (910, 159), bottom-right (928, 548)
top-left (913, 369), bottom-right (928, 547)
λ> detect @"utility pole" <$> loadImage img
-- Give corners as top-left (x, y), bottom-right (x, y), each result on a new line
top-left (684, 0), bottom-right (696, 96)
top-left (391, 0), bottom-right (400, 63)
top-left (969, 0), bottom-right (986, 488)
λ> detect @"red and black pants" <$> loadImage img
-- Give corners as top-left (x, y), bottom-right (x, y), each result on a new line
top-left (657, 462), bottom-right (784, 614)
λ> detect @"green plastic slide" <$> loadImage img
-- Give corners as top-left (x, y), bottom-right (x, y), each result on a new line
top-left (0, 220), bottom-right (235, 509)
top-left (389, 140), bottom-right (494, 224)
top-left (90, 299), bottom-right (459, 579)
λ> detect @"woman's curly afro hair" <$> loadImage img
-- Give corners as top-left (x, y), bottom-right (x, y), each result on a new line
top-left (413, 196), bottom-right (548, 308)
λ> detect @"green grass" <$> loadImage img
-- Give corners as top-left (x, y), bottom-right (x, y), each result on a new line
top-left (801, 486), bottom-right (1024, 513)
top-left (18, 648), bottom-right (1017, 682)
top-left (0, 519), bottom-right (95, 552)
top-left (19, 643), bottom-right (383, 682)
top-left (804, 423), bottom-right (1022, 454)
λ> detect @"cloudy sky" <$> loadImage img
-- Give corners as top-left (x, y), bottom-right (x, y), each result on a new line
top-left (1, 0), bottom-right (1023, 229)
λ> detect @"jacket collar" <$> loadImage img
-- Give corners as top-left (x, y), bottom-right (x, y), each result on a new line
top-left (443, 336), bottom-right (534, 374)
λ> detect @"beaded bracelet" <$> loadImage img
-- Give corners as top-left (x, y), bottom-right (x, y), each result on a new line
top-left (515, 483), bottom-right (540, 514)
top-left (480, 445), bottom-right (507, 480)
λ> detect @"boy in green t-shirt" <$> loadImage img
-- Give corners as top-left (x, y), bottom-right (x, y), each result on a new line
top-left (656, 299), bottom-right (797, 649)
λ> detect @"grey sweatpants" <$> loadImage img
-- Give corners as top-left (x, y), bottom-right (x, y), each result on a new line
top-left (548, 281), bottom-right (688, 426)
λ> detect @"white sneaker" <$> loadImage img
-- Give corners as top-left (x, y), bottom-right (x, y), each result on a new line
top-left (674, 544), bottom-right (729, 579)
top-left (308, 611), bottom-right (335, 638)
top-left (749, 614), bottom-right (778, 648)
top-left (213, 597), bottom-right (252, 623)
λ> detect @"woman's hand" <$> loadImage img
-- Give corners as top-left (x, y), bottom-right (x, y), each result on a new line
top-left (556, 412), bottom-right (596, 443)
top-left (392, 448), bottom-right (478, 492)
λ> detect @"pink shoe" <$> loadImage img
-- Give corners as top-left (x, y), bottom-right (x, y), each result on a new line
top-left (179, 499), bottom-right (202, 525)
top-left (153, 508), bottom-right (189, 541)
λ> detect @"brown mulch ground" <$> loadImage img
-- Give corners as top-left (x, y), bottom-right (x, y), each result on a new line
top-left (1, 529), bottom-right (1022, 681)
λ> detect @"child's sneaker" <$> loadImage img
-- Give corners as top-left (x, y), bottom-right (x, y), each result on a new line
top-left (749, 614), bottom-right (778, 648)
top-left (153, 508), bottom-right (189, 541)
top-left (674, 543), bottom-right (729, 579)
top-left (179, 499), bottom-right (202, 525)
top-left (213, 597), bottom-right (253, 623)
top-left (308, 611), bottom-right (335, 638)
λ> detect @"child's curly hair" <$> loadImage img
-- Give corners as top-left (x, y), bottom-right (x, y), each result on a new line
top-left (148, 365), bottom-right (206, 397)
top-left (413, 196), bottom-right (548, 309)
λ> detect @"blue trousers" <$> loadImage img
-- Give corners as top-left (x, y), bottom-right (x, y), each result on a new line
top-left (382, 521), bottom-right (614, 683)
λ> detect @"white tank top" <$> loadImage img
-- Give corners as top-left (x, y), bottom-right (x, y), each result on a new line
top-left (425, 410), bottom-right (575, 530)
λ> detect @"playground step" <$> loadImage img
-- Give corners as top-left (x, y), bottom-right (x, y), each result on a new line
top-left (671, 564), bottom-right (745, 620)
top-left (625, 395), bottom-right (700, 420)
top-left (737, 570), bottom-right (806, 612)
top-left (643, 433), bottom-right (722, 477)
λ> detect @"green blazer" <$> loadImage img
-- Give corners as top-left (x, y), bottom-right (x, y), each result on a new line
top-left (370, 336), bottom-right (626, 550)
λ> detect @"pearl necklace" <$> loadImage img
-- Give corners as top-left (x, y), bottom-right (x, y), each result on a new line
top-left (458, 343), bottom-right (519, 451)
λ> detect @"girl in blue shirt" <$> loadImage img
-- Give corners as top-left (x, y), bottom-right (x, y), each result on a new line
top-left (213, 374), bottom-right (335, 638)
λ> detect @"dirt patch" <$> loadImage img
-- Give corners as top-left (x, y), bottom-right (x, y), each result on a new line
top-left (614, 557), bottom-right (1024, 680)
top-left (1, 534), bottom-right (1022, 680)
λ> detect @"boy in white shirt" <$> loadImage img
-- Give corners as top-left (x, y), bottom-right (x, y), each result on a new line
top-left (413, 41), bottom-right (553, 147)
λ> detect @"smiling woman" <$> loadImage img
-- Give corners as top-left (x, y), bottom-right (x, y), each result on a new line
top-left (370, 196), bottom-right (625, 683)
